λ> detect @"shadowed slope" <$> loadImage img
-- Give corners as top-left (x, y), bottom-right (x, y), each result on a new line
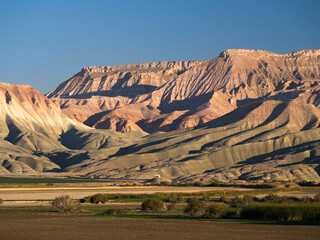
top-left (65, 99), bottom-right (320, 182)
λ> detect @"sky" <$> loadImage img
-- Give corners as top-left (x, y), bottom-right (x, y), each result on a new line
top-left (0, 0), bottom-right (319, 93)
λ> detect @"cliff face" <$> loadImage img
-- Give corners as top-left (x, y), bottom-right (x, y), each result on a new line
top-left (47, 61), bottom-right (204, 126)
top-left (48, 60), bottom-right (205, 98)
top-left (48, 49), bottom-right (320, 133)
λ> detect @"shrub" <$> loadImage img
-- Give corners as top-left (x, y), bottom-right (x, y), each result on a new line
top-left (243, 195), bottom-right (255, 204)
top-left (285, 196), bottom-right (302, 202)
top-left (240, 203), bottom-right (320, 221)
top-left (201, 193), bottom-right (211, 201)
top-left (228, 195), bottom-right (256, 208)
top-left (184, 199), bottom-right (206, 217)
top-left (102, 209), bottom-right (130, 215)
top-left (79, 197), bottom-right (88, 203)
top-left (163, 194), bottom-right (182, 203)
top-left (229, 196), bottom-right (244, 207)
top-left (208, 180), bottom-right (223, 186)
top-left (262, 194), bottom-right (304, 204)
top-left (229, 196), bottom-right (243, 207)
top-left (167, 203), bottom-right (176, 211)
top-left (204, 203), bottom-right (229, 219)
top-left (152, 177), bottom-right (161, 185)
top-left (225, 208), bottom-right (240, 218)
top-left (159, 181), bottom-right (171, 186)
top-left (298, 181), bottom-right (320, 187)
top-left (91, 194), bottom-right (109, 204)
top-left (194, 181), bottom-right (206, 187)
top-left (313, 193), bottom-right (320, 202)
top-left (262, 194), bottom-right (282, 203)
top-left (0, 198), bottom-right (3, 204)
top-left (141, 199), bottom-right (166, 211)
top-left (300, 196), bottom-right (313, 203)
top-left (51, 195), bottom-right (80, 212)
top-left (262, 194), bottom-right (301, 203)
top-left (219, 196), bottom-right (230, 204)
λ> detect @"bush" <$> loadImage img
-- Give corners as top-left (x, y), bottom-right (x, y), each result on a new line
top-left (300, 196), bottom-right (313, 203)
top-left (91, 194), bottom-right (109, 204)
top-left (163, 194), bottom-right (182, 203)
top-left (141, 199), bottom-right (166, 211)
top-left (225, 208), bottom-right (240, 218)
top-left (0, 198), bottom-right (3, 204)
top-left (262, 194), bottom-right (304, 204)
top-left (79, 197), bottom-right (88, 203)
top-left (240, 203), bottom-right (320, 221)
top-left (167, 203), bottom-right (176, 211)
top-left (201, 193), bottom-right (211, 201)
top-left (102, 209), bottom-right (130, 216)
top-left (313, 193), bottom-right (320, 202)
top-left (298, 181), bottom-right (320, 187)
top-left (184, 199), bottom-right (206, 217)
top-left (51, 195), bottom-right (80, 212)
top-left (227, 195), bottom-right (257, 208)
top-left (262, 194), bottom-right (280, 203)
top-left (229, 196), bottom-right (244, 208)
top-left (219, 196), bottom-right (230, 204)
top-left (159, 181), bottom-right (171, 186)
top-left (204, 203), bottom-right (229, 219)
top-left (243, 195), bottom-right (255, 204)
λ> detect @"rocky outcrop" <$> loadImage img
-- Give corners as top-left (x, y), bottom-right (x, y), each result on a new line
top-left (47, 61), bottom-right (205, 125)
top-left (48, 49), bottom-right (320, 133)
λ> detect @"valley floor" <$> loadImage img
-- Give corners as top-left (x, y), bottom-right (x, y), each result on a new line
top-left (1, 181), bottom-right (320, 239)
top-left (1, 214), bottom-right (319, 240)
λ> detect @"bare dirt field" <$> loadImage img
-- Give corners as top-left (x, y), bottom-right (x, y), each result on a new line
top-left (0, 214), bottom-right (319, 240)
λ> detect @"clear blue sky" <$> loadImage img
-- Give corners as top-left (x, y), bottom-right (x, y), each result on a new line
top-left (0, 0), bottom-right (319, 93)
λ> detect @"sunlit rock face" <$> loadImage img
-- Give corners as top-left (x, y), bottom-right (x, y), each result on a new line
top-left (1, 49), bottom-right (320, 183)
top-left (0, 82), bottom-right (145, 175)
top-left (48, 49), bottom-right (320, 133)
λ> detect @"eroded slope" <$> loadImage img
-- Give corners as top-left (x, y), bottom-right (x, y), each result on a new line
top-left (0, 83), bottom-right (146, 174)
top-left (48, 49), bottom-right (320, 133)
top-left (69, 100), bottom-right (320, 182)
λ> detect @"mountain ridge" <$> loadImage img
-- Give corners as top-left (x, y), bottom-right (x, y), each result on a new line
top-left (47, 48), bottom-right (320, 133)
top-left (1, 49), bottom-right (320, 182)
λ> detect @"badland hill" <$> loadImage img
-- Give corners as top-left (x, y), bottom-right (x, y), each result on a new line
top-left (48, 49), bottom-right (320, 133)
top-left (1, 49), bottom-right (320, 182)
